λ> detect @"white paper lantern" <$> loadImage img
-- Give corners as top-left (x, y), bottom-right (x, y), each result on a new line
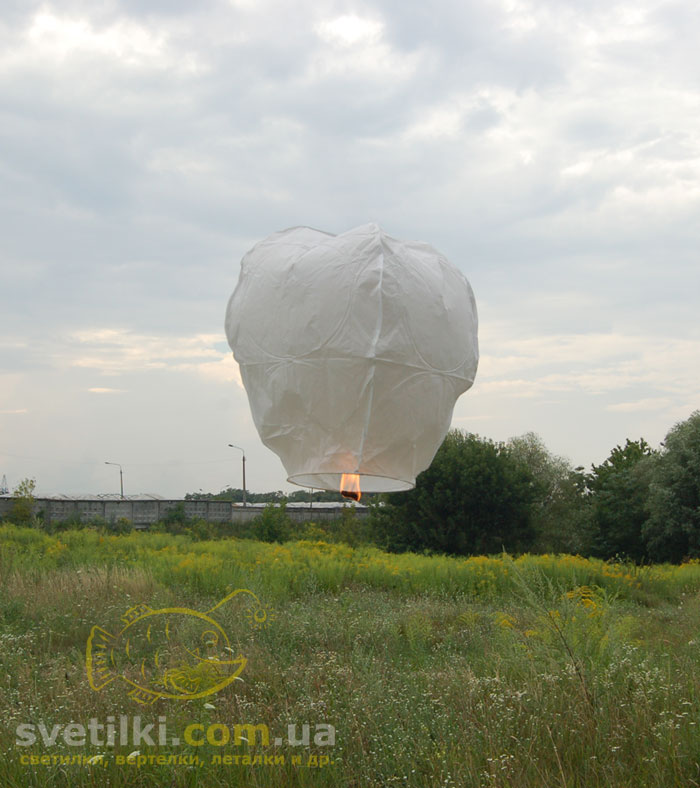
top-left (225, 223), bottom-right (478, 497)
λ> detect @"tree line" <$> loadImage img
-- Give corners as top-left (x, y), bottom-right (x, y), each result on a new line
top-left (185, 488), bottom-right (349, 503)
top-left (373, 411), bottom-right (700, 564)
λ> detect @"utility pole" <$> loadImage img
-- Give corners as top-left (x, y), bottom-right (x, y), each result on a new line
top-left (104, 462), bottom-right (124, 498)
top-left (227, 444), bottom-right (246, 507)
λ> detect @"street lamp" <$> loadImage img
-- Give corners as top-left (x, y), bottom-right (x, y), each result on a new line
top-left (104, 462), bottom-right (124, 499)
top-left (227, 444), bottom-right (246, 507)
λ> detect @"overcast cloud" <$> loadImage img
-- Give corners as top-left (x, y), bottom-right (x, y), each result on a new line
top-left (1, 0), bottom-right (699, 496)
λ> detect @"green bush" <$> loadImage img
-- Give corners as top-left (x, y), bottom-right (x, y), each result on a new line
top-left (255, 502), bottom-right (292, 542)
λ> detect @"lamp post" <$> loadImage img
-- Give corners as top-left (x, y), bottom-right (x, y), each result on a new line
top-left (227, 444), bottom-right (246, 507)
top-left (104, 462), bottom-right (124, 499)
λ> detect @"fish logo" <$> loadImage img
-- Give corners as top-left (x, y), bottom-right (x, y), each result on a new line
top-left (86, 588), bottom-right (273, 704)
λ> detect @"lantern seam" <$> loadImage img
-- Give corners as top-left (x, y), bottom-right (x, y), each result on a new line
top-left (352, 231), bottom-right (386, 473)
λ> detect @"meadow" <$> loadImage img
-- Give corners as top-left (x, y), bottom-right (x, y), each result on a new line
top-left (1, 523), bottom-right (699, 787)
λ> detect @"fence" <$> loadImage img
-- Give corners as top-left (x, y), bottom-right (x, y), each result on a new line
top-left (0, 496), bottom-right (366, 528)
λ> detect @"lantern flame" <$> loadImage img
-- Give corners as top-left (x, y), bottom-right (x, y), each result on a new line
top-left (340, 473), bottom-right (361, 502)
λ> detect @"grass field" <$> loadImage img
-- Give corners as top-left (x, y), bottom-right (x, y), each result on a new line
top-left (1, 523), bottom-right (700, 787)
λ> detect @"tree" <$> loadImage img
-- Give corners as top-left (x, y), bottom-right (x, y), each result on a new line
top-left (10, 477), bottom-right (37, 526)
top-left (254, 502), bottom-right (292, 542)
top-left (506, 432), bottom-right (590, 554)
top-left (643, 411), bottom-right (700, 563)
top-left (586, 439), bottom-right (657, 562)
top-left (373, 430), bottom-right (537, 555)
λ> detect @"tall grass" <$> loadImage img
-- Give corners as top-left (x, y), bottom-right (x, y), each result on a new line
top-left (1, 523), bottom-right (700, 787)
top-left (2, 523), bottom-right (700, 603)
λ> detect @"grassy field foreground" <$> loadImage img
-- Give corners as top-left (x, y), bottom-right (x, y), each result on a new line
top-left (1, 524), bottom-right (700, 787)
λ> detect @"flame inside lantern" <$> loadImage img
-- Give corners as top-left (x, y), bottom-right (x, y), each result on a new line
top-left (340, 473), bottom-right (361, 502)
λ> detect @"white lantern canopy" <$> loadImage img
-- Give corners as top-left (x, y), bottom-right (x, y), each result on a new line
top-left (225, 223), bottom-right (478, 497)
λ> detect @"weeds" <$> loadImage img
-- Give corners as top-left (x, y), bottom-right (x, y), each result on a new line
top-left (0, 524), bottom-right (699, 787)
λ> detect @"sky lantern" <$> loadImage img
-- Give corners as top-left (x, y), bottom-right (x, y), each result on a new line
top-left (225, 223), bottom-right (478, 500)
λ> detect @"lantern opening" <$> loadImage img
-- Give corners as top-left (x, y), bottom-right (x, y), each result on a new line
top-left (288, 472), bottom-right (413, 494)
top-left (340, 473), bottom-right (362, 502)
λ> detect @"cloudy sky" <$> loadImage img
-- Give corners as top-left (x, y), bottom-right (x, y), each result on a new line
top-left (1, 0), bottom-right (698, 497)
